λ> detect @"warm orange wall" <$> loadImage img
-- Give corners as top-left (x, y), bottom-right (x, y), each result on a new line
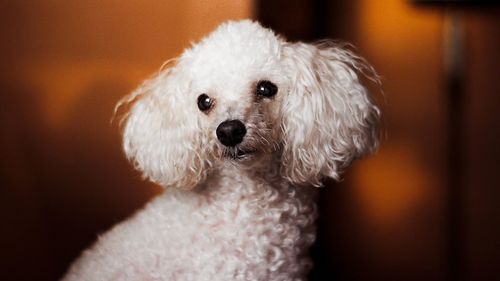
top-left (354, 0), bottom-right (446, 225)
top-left (2, 0), bottom-right (252, 130)
top-left (315, 1), bottom-right (499, 280)
top-left (324, 1), bottom-right (448, 278)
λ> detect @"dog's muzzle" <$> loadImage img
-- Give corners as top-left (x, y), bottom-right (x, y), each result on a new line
top-left (216, 120), bottom-right (246, 147)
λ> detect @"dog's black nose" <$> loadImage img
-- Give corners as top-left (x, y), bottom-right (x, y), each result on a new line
top-left (216, 120), bottom-right (246, 147)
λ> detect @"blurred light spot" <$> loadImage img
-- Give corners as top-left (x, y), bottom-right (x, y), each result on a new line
top-left (351, 142), bottom-right (434, 227)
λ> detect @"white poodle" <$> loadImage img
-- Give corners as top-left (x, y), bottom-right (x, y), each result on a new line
top-left (63, 20), bottom-right (380, 281)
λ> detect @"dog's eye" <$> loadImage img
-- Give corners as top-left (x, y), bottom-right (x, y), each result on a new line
top-left (197, 94), bottom-right (213, 111)
top-left (256, 80), bottom-right (278, 98)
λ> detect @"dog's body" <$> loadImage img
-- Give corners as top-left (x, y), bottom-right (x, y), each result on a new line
top-left (63, 20), bottom-right (380, 281)
top-left (64, 160), bottom-right (317, 280)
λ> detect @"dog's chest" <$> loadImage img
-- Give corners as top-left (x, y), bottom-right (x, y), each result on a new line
top-left (131, 182), bottom-right (318, 279)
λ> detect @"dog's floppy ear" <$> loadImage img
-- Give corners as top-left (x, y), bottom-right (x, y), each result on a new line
top-left (280, 42), bottom-right (381, 186)
top-left (117, 63), bottom-right (212, 189)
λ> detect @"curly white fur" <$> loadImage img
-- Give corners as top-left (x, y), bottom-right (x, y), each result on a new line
top-left (62, 20), bottom-right (380, 281)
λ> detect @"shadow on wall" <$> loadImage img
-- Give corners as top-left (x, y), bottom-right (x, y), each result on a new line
top-left (0, 76), bottom-right (160, 280)
top-left (0, 79), bottom-right (58, 280)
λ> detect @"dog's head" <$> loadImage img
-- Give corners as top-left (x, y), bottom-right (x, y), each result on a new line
top-left (119, 20), bottom-right (380, 189)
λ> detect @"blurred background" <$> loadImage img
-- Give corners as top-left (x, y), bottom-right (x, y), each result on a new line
top-left (0, 0), bottom-right (498, 280)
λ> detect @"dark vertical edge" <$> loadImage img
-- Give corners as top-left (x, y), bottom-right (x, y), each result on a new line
top-left (446, 64), bottom-right (465, 281)
top-left (444, 10), bottom-right (466, 281)
top-left (312, 0), bottom-right (330, 39)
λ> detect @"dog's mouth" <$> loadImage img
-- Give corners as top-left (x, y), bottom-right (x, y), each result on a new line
top-left (223, 147), bottom-right (257, 160)
top-left (235, 148), bottom-right (256, 159)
